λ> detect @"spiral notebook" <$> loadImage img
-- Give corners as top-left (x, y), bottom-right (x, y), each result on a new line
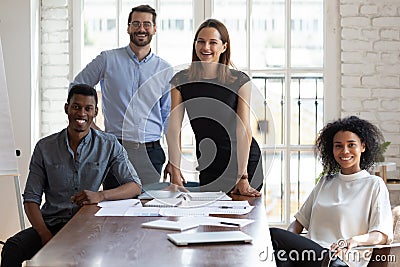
top-left (138, 190), bottom-right (183, 200)
top-left (185, 192), bottom-right (231, 201)
top-left (144, 198), bottom-right (183, 207)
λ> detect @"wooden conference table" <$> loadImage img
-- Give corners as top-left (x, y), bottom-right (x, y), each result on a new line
top-left (27, 194), bottom-right (276, 267)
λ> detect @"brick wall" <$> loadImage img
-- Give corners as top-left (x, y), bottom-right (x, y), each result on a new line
top-left (340, 0), bottom-right (400, 166)
top-left (41, 0), bottom-right (70, 137)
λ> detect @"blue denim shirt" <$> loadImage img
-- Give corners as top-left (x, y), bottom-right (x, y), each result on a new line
top-left (70, 47), bottom-right (173, 142)
top-left (23, 128), bottom-right (141, 226)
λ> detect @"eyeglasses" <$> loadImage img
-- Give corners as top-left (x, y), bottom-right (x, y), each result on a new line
top-left (128, 21), bottom-right (153, 29)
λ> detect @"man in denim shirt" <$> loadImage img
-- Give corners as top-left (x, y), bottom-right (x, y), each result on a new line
top-left (1, 84), bottom-right (142, 267)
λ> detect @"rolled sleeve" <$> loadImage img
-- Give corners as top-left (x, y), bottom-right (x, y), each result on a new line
top-left (69, 52), bottom-right (106, 89)
top-left (23, 144), bottom-right (46, 205)
top-left (109, 138), bottom-right (142, 187)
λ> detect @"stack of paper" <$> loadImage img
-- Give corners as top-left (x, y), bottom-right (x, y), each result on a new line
top-left (94, 191), bottom-right (253, 217)
top-left (97, 199), bottom-right (141, 208)
top-left (184, 192), bottom-right (232, 201)
top-left (138, 190), bottom-right (183, 200)
top-left (159, 206), bottom-right (254, 217)
top-left (138, 190), bottom-right (231, 201)
top-left (95, 199), bottom-right (142, 216)
top-left (144, 198), bottom-right (183, 207)
top-left (141, 217), bottom-right (255, 231)
top-left (142, 219), bottom-right (199, 231)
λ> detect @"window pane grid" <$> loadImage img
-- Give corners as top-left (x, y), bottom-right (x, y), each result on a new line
top-left (252, 75), bottom-right (323, 224)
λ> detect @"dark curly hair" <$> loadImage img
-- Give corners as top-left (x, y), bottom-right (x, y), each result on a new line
top-left (315, 116), bottom-right (384, 176)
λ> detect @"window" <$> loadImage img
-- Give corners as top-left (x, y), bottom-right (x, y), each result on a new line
top-left (77, 0), bottom-right (326, 227)
top-left (213, 0), bottom-right (324, 226)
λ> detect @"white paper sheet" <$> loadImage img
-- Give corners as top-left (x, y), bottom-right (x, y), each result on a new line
top-left (158, 206), bottom-right (254, 217)
top-left (140, 216), bottom-right (255, 231)
top-left (94, 206), bottom-right (131, 216)
top-left (124, 207), bottom-right (161, 216)
top-left (97, 199), bottom-right (141, 208)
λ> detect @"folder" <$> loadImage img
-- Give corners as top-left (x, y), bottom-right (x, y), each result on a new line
top-left (167, 231), bottom-right (253, 246)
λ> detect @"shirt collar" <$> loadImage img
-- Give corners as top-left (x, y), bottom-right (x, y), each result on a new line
top-left (81, 129), bottom-right (93, 144)
top-left (64, 128), bottom-right (93, 152)
top-left (125, 45), bottom-right (153, 63)
top-left (338, 169), bottom-right (369, 182)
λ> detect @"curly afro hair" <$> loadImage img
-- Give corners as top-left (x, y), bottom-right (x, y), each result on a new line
top-left (315, 116), bottom-right (384, 176)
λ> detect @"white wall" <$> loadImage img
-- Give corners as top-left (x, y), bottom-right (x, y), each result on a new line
top-left (0, 1), bottom-right (37, 241)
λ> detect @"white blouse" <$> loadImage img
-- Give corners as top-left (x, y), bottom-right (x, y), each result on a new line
top-left (295, 170), bottom-right (393, 267)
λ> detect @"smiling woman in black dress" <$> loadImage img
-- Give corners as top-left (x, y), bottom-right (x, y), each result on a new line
top-left (164, 19), bottom-right (263, 196)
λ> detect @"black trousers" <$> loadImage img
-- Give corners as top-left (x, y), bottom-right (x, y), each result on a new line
top-left (269, 228), bottom-right (348, 267)
top-left (199, 146), bottom-right (264, 193)
top-left (103, 141), bottom-right (166, 190)
top-left (1, 223), bottom-right (65, 267)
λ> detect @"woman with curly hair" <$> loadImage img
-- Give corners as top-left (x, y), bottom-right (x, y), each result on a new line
top-left (269, 116), bottom-right (393, 267)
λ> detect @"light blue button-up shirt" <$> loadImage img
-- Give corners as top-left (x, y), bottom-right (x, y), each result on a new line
top-left (23, 128), bottom-right (141, 226)
top-left (70, 46), bottom-right (173, 142)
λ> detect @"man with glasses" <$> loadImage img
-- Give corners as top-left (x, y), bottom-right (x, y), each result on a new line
top-left (70, 5), bottom-right (173, 190)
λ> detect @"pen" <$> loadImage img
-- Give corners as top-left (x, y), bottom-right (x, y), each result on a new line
top-left (220, 221), bottom-right (241, 227)
top-left (218, 206), bottom-right (247, 209)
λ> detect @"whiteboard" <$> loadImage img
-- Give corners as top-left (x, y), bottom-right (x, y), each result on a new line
top-left (0, 37), bottom-right (19, 175)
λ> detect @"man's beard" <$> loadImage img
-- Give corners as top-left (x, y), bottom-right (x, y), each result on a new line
top-left (130, 32), bottom-right (153, 47)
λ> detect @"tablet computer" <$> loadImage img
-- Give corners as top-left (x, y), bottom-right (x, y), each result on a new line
top-left (167, 231), bottom-right (253, 246)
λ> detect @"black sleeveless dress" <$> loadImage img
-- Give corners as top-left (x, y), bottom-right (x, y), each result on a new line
top-left (170, 69), bottom-right (263, 192)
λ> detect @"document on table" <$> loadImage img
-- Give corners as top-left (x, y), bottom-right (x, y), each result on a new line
top-left (95, 199), bottom-right (143, 216)
top-left (138, 190), bottom-right (183, 200)
top-left (95, 206), bottom-right (161, 217)
top-left (180, 200), bottom-right (250, 208)
top-left (158, 206), bottom-right (254, 216)
top-left (184, 191), bottom-right (232, 201)
top-left (95, 206), bottom-right (131, 216)
top-left (124, 207), bottom-right (161, 217)
top-left (142, 219), bottom-right (199, 231)
top-left (144, 198), bottom-right (183, 207)
top-left (141, 216), bottom-right (255, 231)
top-left (97, 199), bottom-right (141, 208)
top-left (138, 190), bottom-right (231, 201)
top-left (195, 216), bottom-right (255, 228)
top-left (94, 196), bottom-right (253, 217)
top-left (95, 205), bottom-right (253, 217)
